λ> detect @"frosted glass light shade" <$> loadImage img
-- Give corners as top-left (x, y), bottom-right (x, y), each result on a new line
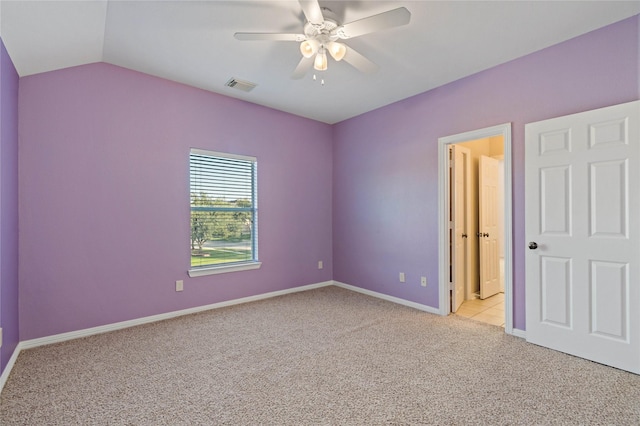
top-left (300, 40), bottom-right (319, 58)
top-left (314, 49), bottom-right (328, 71)
top-left (327, 42), bottom-right (346, 61)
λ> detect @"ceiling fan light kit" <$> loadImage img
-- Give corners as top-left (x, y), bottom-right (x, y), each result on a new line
top-left (234, 0), bottom-right (411, 80)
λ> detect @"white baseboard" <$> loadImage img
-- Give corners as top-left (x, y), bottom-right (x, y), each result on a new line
top-left (0, 281), bottom-right (333, 397)
top-left (0, 279), bottom-right (518, 397)
top-left (10, 279), bottom-right (437, 354)
top-left (0, 281), bottom-right (332, 396)
top-left (510, 328), bottom-right (526, 339)
top-left (335, 281), bottom-right (526, 338)
top-left (20, 280), bottom-right (334, 350)
top-left (0, 342), bottom-right (23, 395)
top-left (332, 281), bottom-right (440, 315)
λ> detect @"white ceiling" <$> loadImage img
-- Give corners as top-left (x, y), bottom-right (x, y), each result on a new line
top-left (1, 1), bottom-right (638, 124)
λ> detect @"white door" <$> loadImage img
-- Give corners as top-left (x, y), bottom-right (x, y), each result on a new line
top-left (479, 155), bottom-right (500, 299)
top-left (451, 145), bottom-right (470, 312)
top-left (525, 100), bottom-right (639, 374)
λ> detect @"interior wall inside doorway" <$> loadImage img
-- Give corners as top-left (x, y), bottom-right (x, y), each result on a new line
top-left (457, 135), bottom-right (504, 299)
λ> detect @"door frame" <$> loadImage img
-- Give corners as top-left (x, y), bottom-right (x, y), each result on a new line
top-left (437, 123), bottom-right (515, 334)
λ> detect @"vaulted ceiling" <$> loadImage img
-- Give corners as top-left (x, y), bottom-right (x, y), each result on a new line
top-left (1, 1), bottom-right (638, 123)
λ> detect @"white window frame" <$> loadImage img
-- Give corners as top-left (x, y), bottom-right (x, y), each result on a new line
top-left (188, 148), bottom-right (261, 277)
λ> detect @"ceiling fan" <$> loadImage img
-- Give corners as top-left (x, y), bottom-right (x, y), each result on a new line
top-left (234, 0), bottom-right (411, 79)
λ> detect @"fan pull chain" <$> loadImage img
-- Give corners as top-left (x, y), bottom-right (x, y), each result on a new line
top-left (312, 74), bottom-right (325, 86)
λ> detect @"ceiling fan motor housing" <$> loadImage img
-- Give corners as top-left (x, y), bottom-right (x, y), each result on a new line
top-left (303, 9), bottom-right (340, 45)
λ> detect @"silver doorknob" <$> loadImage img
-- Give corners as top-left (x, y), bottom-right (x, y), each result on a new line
top-left (483, 233), bottom-right (489, 237)
top-left (528, 242), bottom-right (538, 250)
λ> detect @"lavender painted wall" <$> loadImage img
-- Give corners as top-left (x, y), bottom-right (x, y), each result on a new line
top-left (332, 16), bottom-right (640, 330)
top-left (15, 15), bottom-right (640, 341)
top-left (19, 63), bottom-right (333, 340)
top-left (0, 38), bottom-right (19, 373)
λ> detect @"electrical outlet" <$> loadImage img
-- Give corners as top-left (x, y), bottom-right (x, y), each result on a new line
top-left (421, 276), bottom-right (427, 287)
top-left (176, 280), bottom-right (184, 292)
top-left (399, 272), bottom-right (405, 283)
top-left (318, 260), bottom-right (323, 269)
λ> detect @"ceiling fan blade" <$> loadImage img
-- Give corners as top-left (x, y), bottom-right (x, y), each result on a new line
top-left (299, 0), bottom-right (324, 26)
top-left (343, 46), bottom-right (379, 74)
top-left (234, 32), bottom-right (305, 42)
top-left (291, 56), bottom-right (313, 79)
top-left (337, 7), bottom-right (411, 39)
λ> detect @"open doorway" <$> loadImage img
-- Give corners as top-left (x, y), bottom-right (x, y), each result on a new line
top-left (437, 123), bottom-right (515, 334)
top-left (451, 137), bottom-right (505, 326)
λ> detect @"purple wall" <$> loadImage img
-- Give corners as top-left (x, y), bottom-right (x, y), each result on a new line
top-left (332, 15), bottom-right (640, 330)
top-left (0, 38), bottom-right (19, 373)
top-left (19, 63), bottom-right (333, 340)
top-left (15, 15), bottom-right (640, 341)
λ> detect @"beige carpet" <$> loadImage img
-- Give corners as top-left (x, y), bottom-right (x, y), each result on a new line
top-left (1, 286), bottom-right (639, 425)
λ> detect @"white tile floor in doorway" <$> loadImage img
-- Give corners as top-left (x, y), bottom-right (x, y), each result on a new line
top-left (455, 293), bottom-right (504, 327)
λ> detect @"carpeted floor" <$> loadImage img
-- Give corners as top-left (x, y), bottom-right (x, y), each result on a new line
top-left (1, 286), bottom-right (639, 425)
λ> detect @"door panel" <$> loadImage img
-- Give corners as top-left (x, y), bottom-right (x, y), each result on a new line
top-left (525, 100), bottom-right (639, 374)
top-left (451, 145), bottom-right (470, 312)
top-left (590, 260), bottom-right (628, 341)
top-left (540, 256), bottom-right (572, 328)
top-left (589, 160), bottom-right (627, 237)
top-left (479, 155), bottom-right (500, 299)
top-left (540, 165), bottom-right (571, 235)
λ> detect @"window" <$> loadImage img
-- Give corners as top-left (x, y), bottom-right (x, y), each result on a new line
top-left (188, 149), bottom-right (259, 277)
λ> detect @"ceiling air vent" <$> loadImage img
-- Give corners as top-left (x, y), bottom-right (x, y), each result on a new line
top-left (225, 78), bottom-right (257, 92)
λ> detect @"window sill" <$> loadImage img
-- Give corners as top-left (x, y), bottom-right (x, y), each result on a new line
top-left (188, 261), bottom-right (262, 277)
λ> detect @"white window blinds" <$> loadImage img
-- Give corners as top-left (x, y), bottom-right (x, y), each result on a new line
top-left (189, 149), bottom-right (257, 269)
